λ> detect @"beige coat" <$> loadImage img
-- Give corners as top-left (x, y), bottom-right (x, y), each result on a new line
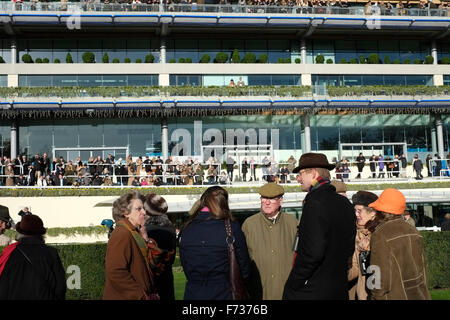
top-left (242, 210), bottom-right (298, 300)
top-left (370, 218), bottom-right (431, 300)
top-left (348, 228), bottom-right (371, 300)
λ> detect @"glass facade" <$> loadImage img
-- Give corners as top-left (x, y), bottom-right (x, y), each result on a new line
top-left (0, 75), bottom-right (7, 87)
top-left (308, 39), bottom-right (430, 64)
top-left (169, 74), bottom-right (301, 86)
top-left (0, 115), bottom-right (446, 160)
top-left (167, 38), bottom-right (294, 64)
top-left (18, 38), bottom-right (160, 63)
top-left (18, 119), bottom-right (161, 159)
top-left (312, 75), bottom-right (434, 86)
top-left (310, 114), bottom-right (433, 153)
top-left (18, 75), bottom-right (158, 87)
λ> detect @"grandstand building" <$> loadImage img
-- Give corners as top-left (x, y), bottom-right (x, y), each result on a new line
top-left (0, 1), bottom-right (450, 164)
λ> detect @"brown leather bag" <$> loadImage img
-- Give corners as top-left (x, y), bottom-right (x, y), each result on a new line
top-left (225, 219), bottom-right (249, 300)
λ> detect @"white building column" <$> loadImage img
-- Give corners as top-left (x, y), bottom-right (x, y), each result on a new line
top-left (436, 114), bottom-right (445, 159)
top-left (433, 74), bottom-right (444, 86)
top-left (303, 113), bottom-right (311, 153)
top-left (431, 125), bottom-right (437, 155)
top-left (301, 38), bottom-right (307, 65)
top-left (11, 38), bottom-right (17, 64)
top-left (160, 38), bottom-right (166, 64)
top-left (161, 117), bottom-right (169, 161)
top-left (431, 40), bottom-right (438, 65)
top-left (301, 74), bottom-right (312, 86)
top-left (7, 74), bottom-right (19, 87)
top-left (10, 121), bottom-right (17, 159)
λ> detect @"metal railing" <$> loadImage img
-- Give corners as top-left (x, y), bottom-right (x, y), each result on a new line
top-left (2, 2), bottom-right (450, 18)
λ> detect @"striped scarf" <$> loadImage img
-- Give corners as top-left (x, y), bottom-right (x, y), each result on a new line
top-left (309, 176), bottom-right (330, 192)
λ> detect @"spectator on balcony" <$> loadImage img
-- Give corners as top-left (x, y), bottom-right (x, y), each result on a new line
top-left (377, 154), bottom-right (385, 178)
top-left (280, 165), bottom-right (289, 184)
top-left (207, 165), bottom-right (217, 185)
top-left (54, 173), bottom-right (68, 187)
top-left (237, 77), bottom-right (245, 87)
top-left (355, 152), bottom-right (365, 179)
top-left (16, 174), bottom-right (28, 187)
top-left (425, 154), bottom-right (433, 176)
top-left (369, 154), bottom-right (377, 178)
top-left (400, 153), bottom-right (408, 178)
top-left (228, 79), bottom-right (236, 87)
top-left (37, 175), bottom-right (47, 188)
top-left (413, 154), bottom-right (423, 180)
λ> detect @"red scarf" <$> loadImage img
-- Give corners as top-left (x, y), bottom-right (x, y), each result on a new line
top-left (0, 242), bottom-right (19, 277)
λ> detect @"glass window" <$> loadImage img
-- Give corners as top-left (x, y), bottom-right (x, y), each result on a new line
top-left (103, 39), bottom-right (127, 62)
top-left (384, 75), bottom-right (405, 85)
top-left (0, 75), bottom-right (7, 87)
top-left (78, 75), bottom-right (102, 87)
top-left (126, 39), bottom-right (149, 62)
top-left (53, 75), bottom-right (78, 87)
top-left (102, 75), bottom-right (127, 86)
top-left (343, 75), bottom-right (362, 86)
top-left (444, 75), bottom-right (450, 85)
top-left (18, 75), bottom-right (53, 87)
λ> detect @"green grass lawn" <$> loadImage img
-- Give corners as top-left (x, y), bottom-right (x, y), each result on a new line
top-left (173, 269), bottom-right (448, 300)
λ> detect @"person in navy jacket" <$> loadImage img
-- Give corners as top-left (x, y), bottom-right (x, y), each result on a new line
top-left (179, 186), bottom-right (250, 300)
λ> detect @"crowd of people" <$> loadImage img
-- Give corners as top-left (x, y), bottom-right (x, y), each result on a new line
top-left (1, 151), bottom-right (449, 187)
top-left (9, 0), bottom-right (450, 16)
top-left (1, 151), bottom-right (441, 301)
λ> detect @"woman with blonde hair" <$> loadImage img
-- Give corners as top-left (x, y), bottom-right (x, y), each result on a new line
top-left (103, 190), bottom-right (158, 300)
top-left (179, 186), bottom-right (250, 300)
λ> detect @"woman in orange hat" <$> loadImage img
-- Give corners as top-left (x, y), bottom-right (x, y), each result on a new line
top-left (367, 188), bottom-right (431, 300)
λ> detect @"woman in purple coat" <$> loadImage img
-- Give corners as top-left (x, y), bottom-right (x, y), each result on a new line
top-left (179, 186), bottom-right (250, 300)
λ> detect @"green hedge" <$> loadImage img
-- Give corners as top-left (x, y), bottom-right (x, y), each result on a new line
top-left (1, 181), bottom-right (450, 197)
top-left (423, 232), bottom-right (450, 289)
top-left (1, 231), bottom-right (448, 299)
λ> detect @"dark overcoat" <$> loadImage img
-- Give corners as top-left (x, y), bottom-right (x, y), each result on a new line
top-left (0, 236), bottom-right (66, 300)
top-left (283, 184), bottom-right (356, 300)
top-left (179, 212), bottom-right (251, 300)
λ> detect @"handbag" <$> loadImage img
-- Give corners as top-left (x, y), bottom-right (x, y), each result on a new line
top-left (225, 219), bottom-right (249, 300)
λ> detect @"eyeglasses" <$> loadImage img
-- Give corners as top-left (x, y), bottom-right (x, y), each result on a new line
top-left (261, 197), bottom-right (281, 203)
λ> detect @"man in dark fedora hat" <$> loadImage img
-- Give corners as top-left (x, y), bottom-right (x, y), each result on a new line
top-left (0, 214), bottom-right (66, 300)
top-left (283, 153), bottom-right (356, 300)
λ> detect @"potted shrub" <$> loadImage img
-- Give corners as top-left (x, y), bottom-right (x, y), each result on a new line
top-left (231, 49), bottom-right (240, 63)
top-left (0, 56), bottom-right (5, 63)
top-left (295, 58), bottom-right (301, 64)
top-left (359, 54), bottom-right (366, 64)
top-left (384, 56), bottom-right (391, 64)
top-left (112, 58), bottom-right (120, 63)
top-left (178, 57), bottom-right (186, 63)
top-left (413, 58), bottom-right (422, 64)
top-left (82, 52), bottom-right (95, 63)
top-left (22, 54), bottom-right (33, 63)
top-left (241, 52), bottom-right (256, 63)
top-left (424, 55), bottom-right (434, 64)
top-left (326, 58), bottom-right (333, 64)
top-left (285, 58), bottom-right (291, 63)
top-left (349, 58), bottom-right (358, 64)
top-left (393, 59), bottom-right (401, 64)
top-left (200, 54), bottom-right (210, 63)
top-left (315, 54), bottom-right (325, 64)
top-left (54, 58), bottom-right (61, 63)
top-left (35, 58), bottom-right (43, 63)
top-left (214, 52), bottom-right (228, 63)
top-left (403, 58), bottom-right (411, 64)
top-left (135, 58), bottom-right (142, 63)
top-left (339, 58), bottom-right (347, 64)
top-left (367, 53), bottom-right (379, 64)
top-left (66, 52), bottom-right (73, 63)
top-left (186, 57), bottom-right (192, 63)
top-left (42, 58), bottom-right (50, 63)
top-left (441, 56), bottom-right (450, 64)
top-left (102, 53), bottom-right (109, 63)
top-left (277, 57), bottom-right (285, 63)
top-left (257, 53), bottom-right (268, 63)
top-left (124, 57), bottom-right (131, 63)
top-left (169, 58), bottom-right (176, 63)
top-left (145, 54), bottom-right (155, 63)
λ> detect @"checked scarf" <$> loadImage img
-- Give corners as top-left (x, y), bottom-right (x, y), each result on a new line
top-left (309, 176), bottom-right (330, 192)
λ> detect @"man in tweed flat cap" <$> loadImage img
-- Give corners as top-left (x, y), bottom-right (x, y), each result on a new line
top-left (241, 183), bottom-right (298, 300)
